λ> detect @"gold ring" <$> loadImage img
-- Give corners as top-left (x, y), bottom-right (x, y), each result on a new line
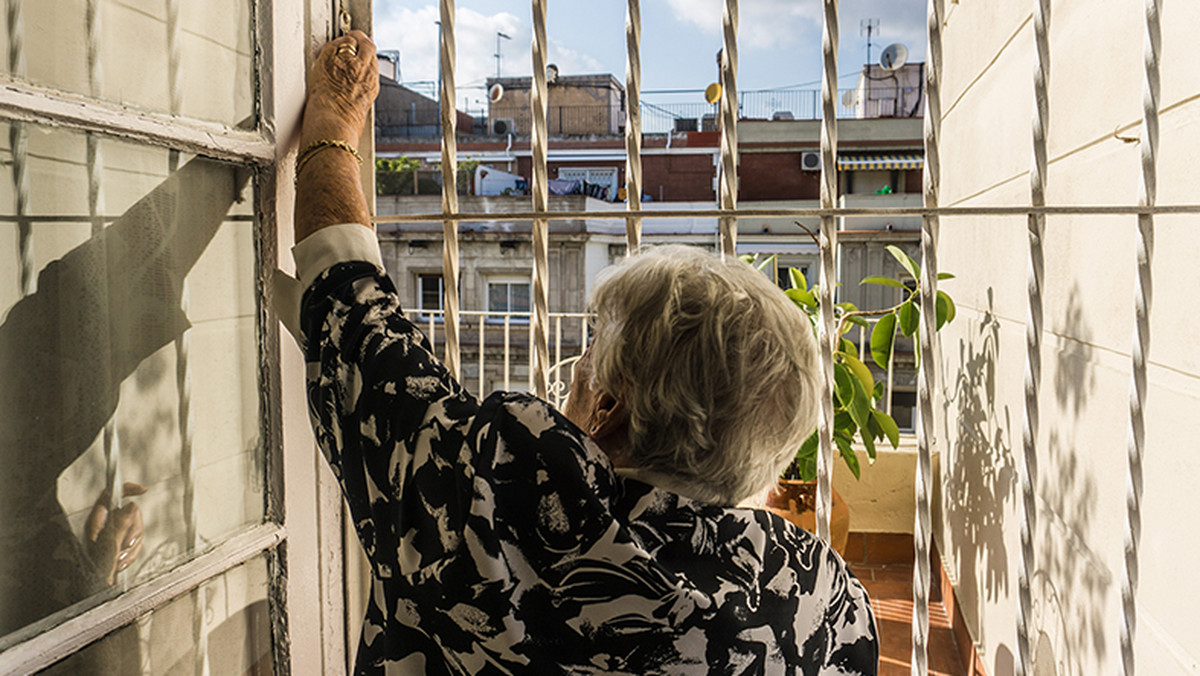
top-left (337, 45), bottom-right (357, 56)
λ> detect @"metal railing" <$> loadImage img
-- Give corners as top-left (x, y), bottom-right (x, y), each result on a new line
top-left (412, 308), bottom-right (915, 430)
top-left (414, 308), bottom-right (591, 409)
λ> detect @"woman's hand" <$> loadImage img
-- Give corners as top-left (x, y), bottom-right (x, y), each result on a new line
top-left (84, 482), bottom-right (147, 586)
top-left (294, 31), bottom-right (378, 240)
top-left (301, 30), bottom-right (380, 147)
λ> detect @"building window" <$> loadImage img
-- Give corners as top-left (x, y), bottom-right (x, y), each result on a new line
top-left (417, 273), bottom-right (444, 314)
top-left (487, 278), bottom-right (531, 317)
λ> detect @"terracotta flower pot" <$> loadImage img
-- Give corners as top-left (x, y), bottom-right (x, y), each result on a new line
top-left (765, 479), bottom-right (851, 557)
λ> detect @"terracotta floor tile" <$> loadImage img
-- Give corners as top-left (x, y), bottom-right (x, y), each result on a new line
top-left (851, 562), bottom-right (967, 676)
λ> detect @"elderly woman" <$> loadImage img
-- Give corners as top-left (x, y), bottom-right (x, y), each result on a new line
top-left (290, 32), bottom-right (877, 674)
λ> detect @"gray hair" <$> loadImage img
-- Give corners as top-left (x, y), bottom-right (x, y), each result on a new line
top-left (588, 245), bottom-right (819, 505)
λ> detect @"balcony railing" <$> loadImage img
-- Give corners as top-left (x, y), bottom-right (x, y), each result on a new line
top-left (412, 308), bottom-right (913, 427)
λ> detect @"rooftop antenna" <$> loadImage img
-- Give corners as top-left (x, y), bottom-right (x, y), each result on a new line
top-left (861, 18), bottom-right (880, 68)
top-left (495, 32), bottom-right (511, 79)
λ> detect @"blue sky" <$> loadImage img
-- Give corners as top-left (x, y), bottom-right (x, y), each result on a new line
top-left (374, 0), bottom-right (926, 110)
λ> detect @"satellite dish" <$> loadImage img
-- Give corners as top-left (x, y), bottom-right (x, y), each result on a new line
top-left (704, 82), bottom-right (722, 104)
top-left (841, 89), bottom-right (859, 108)
top-left (879, 43), bottom-right (908, 71)
top-left (488, 82), bottom-right (504, 103)
top-left (546, 64), bottom-right (559, 83)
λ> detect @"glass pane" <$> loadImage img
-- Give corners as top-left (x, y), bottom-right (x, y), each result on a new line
top-left (0, 121), bottom-right (262, 642)
top-left (36, 555), bottom-right (274, 676)
top-left (420, 274), bottom-right (440, 310)
top-left (0, 0), bottom-right (254, 127)
top-left (511, 283), bottom-right (531, 313)
top-left (488, 282), bottom-right (507, 312)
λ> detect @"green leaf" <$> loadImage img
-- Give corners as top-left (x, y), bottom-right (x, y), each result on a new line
top-left (793, 431), bottom-right (819, 481)
top-left (839, 337), bottom-right (858, 355)
top-left (834, 432), bottom-right (861, 480)
top-left (836, 302), bottom-right (860, 314)
top-left (844, 373), bottom-right (877, 463)
top-left (842, 353), bottom-right (876, 396)
top-left (873, 380), bottom-right (885, 402)
top-left (845, 315), bottom-right (869, 329)
top-left (833, 362), bottom-right (854, 407)
top-left (863, 424), bottom-right (879, 461)
top-left (886, 245), bottom-right (921, 281)
top-left (796, 429), bottom-right (819, 459)
top-left (738, 253), bottom-right (757, 265)
top-left (833, 410), bottom-right (855, 432)
top-left (898, 300), bottom-right (919, 337)
top-left (756, 253), bottom-right (778, 271)
top-left (936, 290), bottom-right (957, 329)
top-left (789, 266), bottom-right (808, 291)
top-left (873, 410), bottom-right (901, 449)
top-left (797, 454), bottom-right (817, 482)
top-left (845, 373), bottom-right (873, 441)
top-left (860, 275), bottom-right (908, 289)
top-left (870, 314), bottom-right (897, 369)
top-left (937, 272), bottom-right (956, 280)
top-left (785, 287), bottom-right (817, 310)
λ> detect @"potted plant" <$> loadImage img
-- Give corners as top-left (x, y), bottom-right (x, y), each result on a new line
top-left (745, 236), bottom-right (956, 555)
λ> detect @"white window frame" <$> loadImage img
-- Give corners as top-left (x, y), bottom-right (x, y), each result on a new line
top-left (486, 276), bottom-right (532, 321)
top-left (0, 1), bottom-right (366, 674)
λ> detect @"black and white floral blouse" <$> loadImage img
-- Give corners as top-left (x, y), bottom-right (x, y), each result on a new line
top-left (290, 225), bottom-right (878, 675)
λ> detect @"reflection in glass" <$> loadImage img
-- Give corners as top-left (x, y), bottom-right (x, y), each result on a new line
top-left (36, 556), bottom-right (274, 675)
top-left (0, 0), bottom-right (253, 127)
top-left (0, 121), bottom-right (262, 655)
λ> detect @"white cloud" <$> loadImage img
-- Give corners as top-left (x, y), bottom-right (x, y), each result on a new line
top-left (660, 0), bottom-right (926, 63)
top-left (661, 0), bottom-right (823, 50)
top-left (374, 3), bottom-right (608, 101)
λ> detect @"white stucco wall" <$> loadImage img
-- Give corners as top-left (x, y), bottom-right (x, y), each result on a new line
top-left (935, 1), bottom-right (1200, 674)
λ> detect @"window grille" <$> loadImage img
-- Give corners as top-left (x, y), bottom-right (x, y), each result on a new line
top-left (369, 0), bottom-right (1191, 674)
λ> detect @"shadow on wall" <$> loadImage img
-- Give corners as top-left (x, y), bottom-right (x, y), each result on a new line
top-left (0, 158), bottom-right (249, 673)
top-left (943, 288), bottom-right (1016, 615)
top-left (1027, 285), bottom-right (1107, 675)
top-left (945, 285), bottom-right (1108, 676)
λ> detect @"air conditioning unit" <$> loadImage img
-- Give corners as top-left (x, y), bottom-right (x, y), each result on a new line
top-left (800, 150), bottom-right (821, 171)
top-left (491, 118), bottom-right (515, 135)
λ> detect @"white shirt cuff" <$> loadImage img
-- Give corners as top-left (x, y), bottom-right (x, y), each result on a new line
top-left (275, 224), bottom-right (385, 349)
top-left (292, 223), bottom-right (385, 291)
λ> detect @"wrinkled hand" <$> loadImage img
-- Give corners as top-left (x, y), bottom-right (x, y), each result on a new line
top-left (85, 482), bottom-right (147, 586)
top-left (302, 30), bottom-right (379, 144)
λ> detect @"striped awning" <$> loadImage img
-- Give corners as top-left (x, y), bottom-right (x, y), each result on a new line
top-left (837, 153), bottom-right (924, 170)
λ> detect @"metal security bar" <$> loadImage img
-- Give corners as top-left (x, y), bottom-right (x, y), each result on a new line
top-left (1121, 1), bottom-right (1160, 674)
top-left (912, 0), bottom-right (942, 671)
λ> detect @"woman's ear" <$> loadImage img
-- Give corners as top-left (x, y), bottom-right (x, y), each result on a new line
top-left (589, 391), bottom-right (628, 439)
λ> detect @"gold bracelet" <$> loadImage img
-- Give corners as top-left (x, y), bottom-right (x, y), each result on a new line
top-left (295, 138), bottom-right (363, 179)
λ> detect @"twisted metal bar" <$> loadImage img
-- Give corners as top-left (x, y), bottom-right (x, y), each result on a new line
top-left (717, 0), bottom-right (738, 258)
top-left (1016, 0), bottom-right (1049, 673)
top-left (1121, 1), bottom-right (1159, 673)
top-left (814, 0), bottom-right (838, 547)
top-left (913, 0), bottom-right (943, 673)
top-left (87, 0), bottom-right (122, 512)
top-left (164, 0), bottom-right (204, 670)
top-left (166, 0), bottom-right (182, 115)
top-left (8, 0), bottom-right (31, 298)
top-left (439, 0), bottom-right (461, 379)
top-left (623, 0), bottom-right (642, 254)
top-left (529, 0), bottom-right (550, 398)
